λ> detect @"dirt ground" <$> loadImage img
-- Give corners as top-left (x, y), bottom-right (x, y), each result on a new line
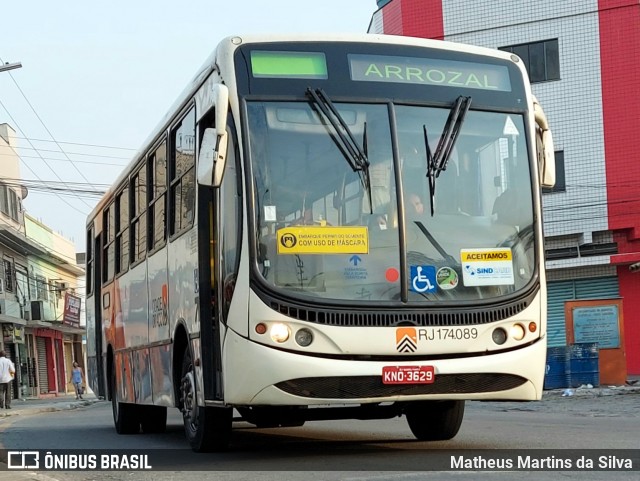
top-left (472, 383), bottom-right (640, 417)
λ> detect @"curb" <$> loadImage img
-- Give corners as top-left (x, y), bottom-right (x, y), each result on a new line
top-left (0, 399), bottom-right (102, 420)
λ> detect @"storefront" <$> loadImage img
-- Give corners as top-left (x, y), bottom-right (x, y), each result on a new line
top-left (26, 322), bottom-right (84, 397)
top-left (1, 318), bottom-right (27, 400)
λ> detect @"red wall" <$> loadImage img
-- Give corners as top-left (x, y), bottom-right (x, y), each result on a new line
top-left (599, 0), bottom-right (640, 236)
top-left (382, 0), bottom-right (444, 39)
top-left (617, 267), bottom-right (640, 374)
top-left (599, 0), bottom-right (640, 374)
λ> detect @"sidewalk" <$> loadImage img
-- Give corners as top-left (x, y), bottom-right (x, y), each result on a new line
top-left (0, 393), bottom-right (103, 420)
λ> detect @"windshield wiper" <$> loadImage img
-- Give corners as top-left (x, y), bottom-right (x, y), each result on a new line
top-left (306, 88), bottom-right (373, 213)
top-left (424, 96), bottom-right (472, 216)
top-left (414, 220), bottom-right (458, 266)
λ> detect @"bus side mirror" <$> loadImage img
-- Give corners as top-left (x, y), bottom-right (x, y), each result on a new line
top-left (198, 128), bottom-right (228, 187)
top-left (533, 96), bottom-right (556, 189)
top-left (197, 84), bottom-right (229, 187)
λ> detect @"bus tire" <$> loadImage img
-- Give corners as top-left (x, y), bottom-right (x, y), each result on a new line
top-left (140, 405), bottom-right (167, 434)
top-left (111, 366), bottom-right (139, 435)
top-left (405, 400), bottom-right (465, 441)
top-left (181, 349), bottom-right (232, 452)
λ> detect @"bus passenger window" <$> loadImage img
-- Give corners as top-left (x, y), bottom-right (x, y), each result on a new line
top-left (170, 108), bottom-right (196, 235)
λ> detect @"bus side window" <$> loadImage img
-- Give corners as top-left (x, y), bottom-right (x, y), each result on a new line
top-left (170, 108), bottom-right (196, 236)
top-left (131, 163), bottom-right (147, 263)
top-left (149, 141), bottom-right (167, 250)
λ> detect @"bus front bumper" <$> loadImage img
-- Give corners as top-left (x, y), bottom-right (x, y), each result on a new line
top-left (221, 328), bottom-right (545, 406)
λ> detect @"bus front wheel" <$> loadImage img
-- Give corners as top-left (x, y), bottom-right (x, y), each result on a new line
top-left (405, 400), bottom-right (465, 441)
top-left (180, 349), bottom-right (232, 452)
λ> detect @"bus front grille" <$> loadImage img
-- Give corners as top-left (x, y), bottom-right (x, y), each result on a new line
top-left (275, 373), bottom-right (527, 399)
top-left (253, 284), bottom-right (538, 327)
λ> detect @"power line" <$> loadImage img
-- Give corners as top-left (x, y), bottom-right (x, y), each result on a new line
top-left (9, 135), bottom-right (136, 151)
top-left (0, 59), bottom-right (103, 197)
top-left (5, 146), bottom-right (130, 160)
top-left (0, 152), bottom-right (127, 167)
top-left (0, 58), bottom-right (103, 208)
top-left (0, 101), bottom-right (89, 215)
top-left (1, 177), bottom-right (107, 199)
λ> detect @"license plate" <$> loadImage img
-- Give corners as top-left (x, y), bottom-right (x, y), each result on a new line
top-left (382, 365), bottom-right (435, 385)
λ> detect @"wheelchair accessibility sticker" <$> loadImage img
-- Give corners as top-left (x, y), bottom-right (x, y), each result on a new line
top-left (410, 265), bottom-right (437, 293)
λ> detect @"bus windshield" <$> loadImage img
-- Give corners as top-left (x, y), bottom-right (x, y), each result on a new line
top-left (249, 100), bottom-right (534, 303)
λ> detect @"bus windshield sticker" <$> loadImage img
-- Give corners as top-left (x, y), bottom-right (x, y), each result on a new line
top-left (264, 205), bottom-right (277, 222)
top-left (460, 248), bottom-right (514, 286)
top-left (251, 51), bottom-right (328, 79)
top-left (276, 226), bottom-right (369, 254)
top-left (436, 266), bottom-right (459, 290)
top-left (343, 257), bottom-right (368, 281)
top-left (349, 54), bottom-right (511, 91)
top-left (503, 116), bottom-right (520, 135)
top-left (409, 265), bottom-right (437, 293)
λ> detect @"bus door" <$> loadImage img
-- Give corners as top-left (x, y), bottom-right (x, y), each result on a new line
top-left (92, 230), bottom-right (106, 398)
top-left (196, 111), bottom-right (225, 401)
top-left (197, 185), bottom-right (223, 401)
top-left (196, 86), bottom-right (237, 402)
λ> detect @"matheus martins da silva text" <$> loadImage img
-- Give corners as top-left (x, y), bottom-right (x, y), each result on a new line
top-left (451, 455), bottom-right (634, 470)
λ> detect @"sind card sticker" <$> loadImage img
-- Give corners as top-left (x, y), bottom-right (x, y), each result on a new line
top-left (460, 248), bottom-right (514, 286)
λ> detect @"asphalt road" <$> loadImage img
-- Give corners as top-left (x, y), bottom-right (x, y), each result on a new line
top-left (0, 389), bottom-right (638, 480)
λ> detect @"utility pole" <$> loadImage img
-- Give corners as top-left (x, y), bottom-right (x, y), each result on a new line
top-left (0, 62), bottom-right (22, 73)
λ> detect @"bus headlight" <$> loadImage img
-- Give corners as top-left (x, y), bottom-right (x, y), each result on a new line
top-left (270, 323), bottom-right (290, 343)
top-left (295, 328), bottom-right (313, 347)
top-left (510, 323), bottom-right (526, 341)
top-left (492, 328), bottom-right (507, 345)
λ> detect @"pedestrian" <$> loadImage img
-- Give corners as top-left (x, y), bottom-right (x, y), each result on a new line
top-left (70, 361), bottom-right (85, 399)
top-left (0, 350), bottom-right (15, 409)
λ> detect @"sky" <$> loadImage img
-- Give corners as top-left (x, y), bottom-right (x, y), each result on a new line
top-left (0, 1), bottom-right (378, 251)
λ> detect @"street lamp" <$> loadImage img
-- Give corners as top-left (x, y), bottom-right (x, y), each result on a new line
top-left (0, 62), bottom-right (22, 73)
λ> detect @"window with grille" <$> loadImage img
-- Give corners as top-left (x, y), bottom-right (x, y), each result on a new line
top-left (500, 39), bottom-right (560, 83)
top-left (36, 274), bottom-right (48, 301)
top-left (2, 259), bottom-right (13, 293)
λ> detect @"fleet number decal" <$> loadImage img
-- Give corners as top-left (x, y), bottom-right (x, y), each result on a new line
top-left (395, 327), bottom-right (479, 353)
top-left (419, 327), bottom-right (479, 341)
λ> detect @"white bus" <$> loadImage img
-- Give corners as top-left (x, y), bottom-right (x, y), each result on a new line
top-left (85, 34), bottom-right (555, 452)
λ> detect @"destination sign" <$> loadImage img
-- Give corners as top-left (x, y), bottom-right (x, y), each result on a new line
top-left (349, 54), bottom-right (511, 91)
top-left (251, 51), bottom-right (328, 79)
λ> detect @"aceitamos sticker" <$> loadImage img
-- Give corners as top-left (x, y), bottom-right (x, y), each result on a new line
top-left (460, 248), bottom-right (514, 286)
